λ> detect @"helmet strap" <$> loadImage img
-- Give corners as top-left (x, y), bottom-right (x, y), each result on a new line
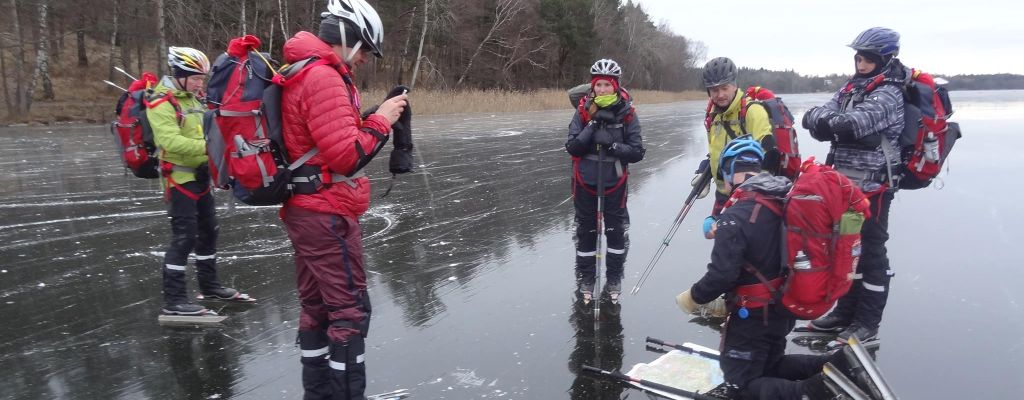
top-left (345, 41), bottom-right (364, 64)
top-left (172, 77), bottom-right (186, 91)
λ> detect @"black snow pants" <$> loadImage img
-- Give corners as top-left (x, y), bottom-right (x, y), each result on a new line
top-left (831, 190), bottom-right (894, 330)
top-left (721, 308), bottom-right (832, 400)
top-left (573, 179), bottom-right (629, 285)
top-left (162, 181), bottom-right (221, 305)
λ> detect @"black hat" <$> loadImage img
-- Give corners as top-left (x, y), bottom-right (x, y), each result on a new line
top-left (318, 14), bottom-right (361, 47)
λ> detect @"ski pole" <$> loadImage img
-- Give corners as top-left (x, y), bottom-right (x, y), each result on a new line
top-left (847, 335), bottom-right (898, 400)
top-left (822, 362), bottom-right (871, 400)
top-left (102, 80), bottom-right (128, 92)
top-left (645, 336), bottom-right (720, 360)
top-left (593, 144), bottom-right (606, 320)
top-left (114, 66), bottom-right (138, 81)
top-left (582, 365), bottom-right (720, 400)
top-left (630, 168), bottom-right (712, 295)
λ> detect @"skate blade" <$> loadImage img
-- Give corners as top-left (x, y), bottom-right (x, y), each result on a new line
top-left (367, 388), bottom-right (410, 400)
top-left (197, 293), bottom-right (257, 303)
top-left (793, 325), bottom-right (846, 334)
top-left (826, 338), bottom-right (880, 351)
top-left (158, 314), bottom-right (227, 325)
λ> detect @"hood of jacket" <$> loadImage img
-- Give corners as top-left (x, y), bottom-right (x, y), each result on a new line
top-left (283, 31), bottom-right (344, 67)
top-left (737, 172), bottom-right (792, 197)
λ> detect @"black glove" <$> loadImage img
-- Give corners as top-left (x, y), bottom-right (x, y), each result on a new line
top-left (388, 85), bottom-right (414, 174)
top-left (194, 162), bottom-right (210, 184)
top-left (810, 117), bottom-right (834, 142)
top-left (695, 158), bottom-right (710, 174)
top-left (593, 126), bottom-right (614, 146)
top-left (593, 109), bottom-right (616, 124)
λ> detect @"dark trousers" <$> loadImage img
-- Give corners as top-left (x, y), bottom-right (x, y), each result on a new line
top-left (721, 309), bottom-right (830, 400)
top-left (283, 206), bottom-right (370, 400)
top-left (832, 190), bottom-right (894, 329)
top-left (573, 179), bottom-right (629, 284)
top-left (162, 181), bottom-right (219, 305)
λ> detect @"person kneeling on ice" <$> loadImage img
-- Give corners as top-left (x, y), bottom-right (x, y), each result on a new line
top-left (150, 46), bottom-right (251, 316)
top-left (565, 59), bottom-right (645, 301)
top-left (676, 137), bottom-right (835, 399)
top-left (280, 0), bottom-right (407, 398)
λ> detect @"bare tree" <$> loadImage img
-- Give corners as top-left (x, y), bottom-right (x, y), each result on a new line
top-left (456, 0), bottom-right (526, 87)
top-left (107, 0), bottom-right (120, 82)
top-left (76, 30), bottom-right (87, 66)
top-left (241, 0), bottom-right (247, 35)
top-left (410, 0), bottom-right (430, 89)
top-left (277, 0), bottom-right (288, 43)
top-left (9, 0), bottom-right (26, 114)
top-left (156, 0), bottom-right (166, 76)
top-left (1, 46), bottom-right (12, 115)
top-left (27, 0), bottom-right (54, 113)
top-left (396, 6), bottom-right (417, 84)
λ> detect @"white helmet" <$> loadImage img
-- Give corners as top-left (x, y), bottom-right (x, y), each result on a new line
top-left (325, 0), bottom-right (384, 59)
top-left (590, 59), bottom-right (622, 78)
top-left (167, 46), bottom-right (210, 75)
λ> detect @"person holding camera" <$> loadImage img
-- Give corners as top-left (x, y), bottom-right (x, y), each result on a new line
top-left (565, 59), bottom-right (645, 301)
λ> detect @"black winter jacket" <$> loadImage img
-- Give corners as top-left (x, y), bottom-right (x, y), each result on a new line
top-left (690, 173), bottom-right (791, 305)
top-left (566, 92), bottom-right (644, 188)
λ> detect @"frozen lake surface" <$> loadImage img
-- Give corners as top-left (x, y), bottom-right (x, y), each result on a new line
top-left (1, 90), bottom-right (1022, 399)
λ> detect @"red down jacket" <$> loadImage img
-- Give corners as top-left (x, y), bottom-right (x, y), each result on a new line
top-left (280, 31), bottom-right (392, 217)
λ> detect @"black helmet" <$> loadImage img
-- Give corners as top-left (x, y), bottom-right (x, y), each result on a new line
top-left (848, 27), bottom-right (900, 57)
top-left (703, 57), bottom-right (737, 88)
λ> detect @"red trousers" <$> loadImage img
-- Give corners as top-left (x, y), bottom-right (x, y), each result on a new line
top-left (282, 206), bottom-right (370, 343)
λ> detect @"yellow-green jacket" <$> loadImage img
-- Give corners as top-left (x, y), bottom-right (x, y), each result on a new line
top-left (146, 78), bottom-right (207, 185)
top-left (707, 88), bottom-right (772, 195)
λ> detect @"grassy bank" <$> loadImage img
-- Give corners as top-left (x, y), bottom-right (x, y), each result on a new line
top-left (8, 87), bottom-right (704, 125)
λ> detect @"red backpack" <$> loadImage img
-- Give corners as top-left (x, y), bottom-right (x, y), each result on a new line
top-left (856, 69), bottom-right (961, 190)
top-left (203, 35), bottom-right (335, 205)
top-left (704, 86), bottom-right (802, 180)
top-left (729, 158), bottom-right (871, 319)
top-left (111, 72), bottom-right (159, 178)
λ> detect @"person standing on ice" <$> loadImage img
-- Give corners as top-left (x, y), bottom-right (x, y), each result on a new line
top-left (565, 59), bottom-right (645, 301)
top-left (148, 46), bottom-right (250, 316)
top-left (278, 0), bottom-right (406, 398)
top-left (695, 57), bottom-right (776, 227)
top-left (801, 27), bottom-right (906, 344)
top-left (676, 137), bottom-right (836, 399)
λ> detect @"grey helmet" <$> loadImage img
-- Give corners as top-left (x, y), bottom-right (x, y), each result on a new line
top-left (702, 57), bottom-right (737, 88)
top-left (848, 27), bottom-right (900, 57)
top-left (590, 59), bottom-right (622, 78)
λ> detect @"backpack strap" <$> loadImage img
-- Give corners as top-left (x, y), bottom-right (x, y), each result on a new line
top-left (145, 91), bottom-right (185, 127)
top-left (738, 97), bottom-right (750, 136)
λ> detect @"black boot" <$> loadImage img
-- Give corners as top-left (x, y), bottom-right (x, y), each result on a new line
top-left (162, 302), bottom-right (206, 315)
top-left (162, 264), bottom-right (190, 307)
top-left (800, 373), bottom-right (831, 399)
top-left (299, 330), bottom-right (332, 400)
top-left (808, 313), bottom-right (851, 333)
top-left (329, 338), bottom-right (367, 400)
top-left (574, 263), bottom-right (596, 297)
top-left (837, 324), bottom-right (878, 342)
top-left (195, 254), bottom-right (224, 294)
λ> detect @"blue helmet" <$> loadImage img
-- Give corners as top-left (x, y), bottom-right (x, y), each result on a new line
top-left (848, 27), bottom-right (900, 57)
top-left (719, 135), bottom-right (765, 184)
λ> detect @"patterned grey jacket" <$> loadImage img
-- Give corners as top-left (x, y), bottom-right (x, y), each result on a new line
top-left (804, 61), bottom-right (908, 191)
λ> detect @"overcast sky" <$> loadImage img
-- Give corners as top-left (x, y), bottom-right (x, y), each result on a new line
top-left (634, 0), bottom-right (1024, 76)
